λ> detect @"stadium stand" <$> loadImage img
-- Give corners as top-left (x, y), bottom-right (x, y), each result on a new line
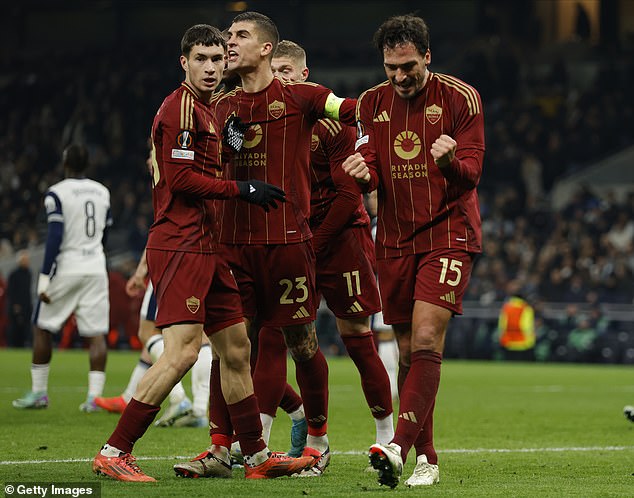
top-left (1, 1), bottom-right (633, 361)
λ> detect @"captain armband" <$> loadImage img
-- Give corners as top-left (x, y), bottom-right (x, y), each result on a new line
top-left (323, 93), bottom-right (345, 120)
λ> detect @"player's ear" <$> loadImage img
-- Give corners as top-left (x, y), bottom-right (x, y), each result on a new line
top-left (302, 67), bottom-right (309, 81)
top-left (180, 55), bottom-right (189, 72)
top-left (262, 41), bottom-right (273, 58)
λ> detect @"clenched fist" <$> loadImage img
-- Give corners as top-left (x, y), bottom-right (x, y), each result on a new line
top-left (342, 153), bottom-right (370, 183)
top-left (430, 134), bottom-right (457, 168)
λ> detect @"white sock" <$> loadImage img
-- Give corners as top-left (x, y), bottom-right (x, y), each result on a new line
top-left (378, 338), bottom-right (399, 401)
top-left (166, 380), bottom-right (186, 405)
top-left (31, 363), bottom-right (50, 394)
top-left (306, 434), bottom-right (329, 453)
top-left (191, 344), bottom-right (211, 417)
top-left (244, 447), bottom-right (270, 467)
top-left (260, 413), bottom-right (274, 444)
top-left (146, 334), bottom-right (164, 363)
top-left (168, 382), bottom-right (187, 405)
top-left (100, 443), bottom-right (123, 457)
top-left (122, 360), bottom-right (151, 403)
top-left (147, 334), bottom-right (186, 405)
top-left (375, 414), bottom-right (395, 445)
top-left (88, 371), bottom-right (106, 398)
top-left (288, 405), bottom-right (305, 421)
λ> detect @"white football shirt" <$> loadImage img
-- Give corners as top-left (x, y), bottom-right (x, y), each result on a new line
top-left (45, 178), bottom-right (112, 276)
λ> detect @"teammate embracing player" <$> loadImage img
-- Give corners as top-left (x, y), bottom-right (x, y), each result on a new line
top-left (93, 23), bottom-right (314, 482)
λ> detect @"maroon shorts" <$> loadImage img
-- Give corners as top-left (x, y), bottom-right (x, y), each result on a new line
top-left (316, 225), bottom-right (381, 319)
top-left (146, 249), bottom-right (244, 334)
top-left (376, 248), bottom-right (474, 325)
top-left (219, 241), bottom-right (317, 327)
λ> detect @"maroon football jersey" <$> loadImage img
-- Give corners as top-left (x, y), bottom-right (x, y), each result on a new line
top-left (356, 73), bottom-right (485, 259)
top-left (147, 83), bottom-right (239, 253)
top-left (309, 119), bottom-right (369, 252)
top-left (213, 78), bottom-right (346, 245)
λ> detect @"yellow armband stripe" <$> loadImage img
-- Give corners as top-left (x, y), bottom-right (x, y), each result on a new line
top-left (324, 93), bottom-right (344, 120)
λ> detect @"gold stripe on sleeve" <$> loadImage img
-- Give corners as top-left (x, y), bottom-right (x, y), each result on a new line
top-left (320, 119), bottom-right (339, 137)
top-left (435, 74), bottom-right (480, 116)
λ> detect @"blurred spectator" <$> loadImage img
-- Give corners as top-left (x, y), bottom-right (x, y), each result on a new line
top-left (7, 250), bottom-right (32, 347)
top-left (566, 314), bottom-right (598, 362)
top-left (496, 279), bottom-right (536, 361)
top-left (605, 211), bottom-right (634, 254)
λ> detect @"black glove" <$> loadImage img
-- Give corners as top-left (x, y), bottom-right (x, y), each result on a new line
top-left (223, 115), bottom-right (251, 152)
top-left (236, 180), bottom-right (286, 212)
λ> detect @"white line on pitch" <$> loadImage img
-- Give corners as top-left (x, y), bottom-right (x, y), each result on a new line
top-left (2, 445), bottom-right (634, 466)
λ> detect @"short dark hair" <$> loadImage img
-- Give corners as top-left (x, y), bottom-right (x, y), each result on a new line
top-left (63, 144), bottom-right (89, 173)
top-left (232, 11), bottom-right (279, 55)
top-left (373, 15), bottom-right (430, 56)
top-left (181, 24), bottom-right (227, 57)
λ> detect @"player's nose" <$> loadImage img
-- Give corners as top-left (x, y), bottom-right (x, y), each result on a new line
top-left (394, 68), bottom-right (407, 82)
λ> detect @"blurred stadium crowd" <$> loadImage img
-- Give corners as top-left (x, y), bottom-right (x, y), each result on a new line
top-left (1, 7), bottom-right (633, 361)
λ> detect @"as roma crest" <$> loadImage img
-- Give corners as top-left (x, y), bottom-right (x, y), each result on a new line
top-left (310, 134), bottom-right (320, 152)
top-left (186, 296), bottom-right (200, 314)
top-left (425, 104), bottom-right (442, 125)
top-left (268, 100), bottom-right (285, 119)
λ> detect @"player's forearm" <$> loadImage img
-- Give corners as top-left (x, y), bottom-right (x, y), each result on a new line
top-left (168, 167), bottom-right (240, 199)
top-left (337, 98), bottom-right (358, 126)
top-left (360, 168), bottom-right (379, 193)
top-left (436, 149), bottom-right (484, 190)
top-left (135, 248), bottom-right (148, 279)
top-left (41, 221), bottom-right (63, 275)
top-left (312, 190), bottom-right (359, 251)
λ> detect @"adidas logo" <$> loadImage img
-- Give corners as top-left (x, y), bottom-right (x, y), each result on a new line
top-left (249, 184), bottom-right (256, 193)
top-left (370, 405), bottom-right (386, 414)
top-left (373, 110), bottom-right (390, 122)
top-left (292, 306), bottom-right (310, 319)
top-left (308, 415), bottom-right (327, 424)
top-left (346, 301), bottom-right (364, 313)
top-left (439, 291), bottom-right (456, 304)
top-left (398, 411), bottom-right (418, 423)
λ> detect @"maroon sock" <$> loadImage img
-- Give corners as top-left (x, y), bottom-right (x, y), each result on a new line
top-left (397, 361), bottom-right (410, 393)
top-left (210, 359), bottom-right (233, 446)
top-left (227, 394), bottom-right (266, 456)
top-left (107, 398), bottom-right (160, 453)
top-left (295, 348), bottom-right (329, 436)
top-left (391, 350), bottom-right (441, 463)
top-left (279, 383), bottom-right (303, 414)
top-left (413, 399), bottom-right (437, 465)
top-left (342, 332), bottom-right (393, 418)
top-left (253, 327), bottom-right (288, 417)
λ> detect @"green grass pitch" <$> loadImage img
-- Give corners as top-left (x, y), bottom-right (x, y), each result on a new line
top-left (1, 349), bottom-right (633, 496)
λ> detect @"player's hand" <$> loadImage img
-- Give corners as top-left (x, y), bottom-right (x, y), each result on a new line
top-left (237, 180), bottom-right (286, 212)
top-left (37, 273), bottom-right (51, 304)
top-left (430, 134), bottom-right (457, 168)
top-left (125, 273), bottom-right (146, 298)
top-left (342, 153), bottom-right (370, 183)
top-left (223, 116), bottom-right (251, 152)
